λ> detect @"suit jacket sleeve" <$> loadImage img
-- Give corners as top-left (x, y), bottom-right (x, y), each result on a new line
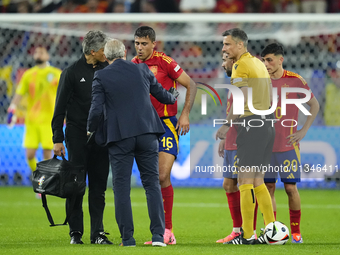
top-left (51, 68), bottom-right (73, 143)
top-left (145, 65), bottom-right (176, 104)
top-left (87, 72), bottom-right (105, 132)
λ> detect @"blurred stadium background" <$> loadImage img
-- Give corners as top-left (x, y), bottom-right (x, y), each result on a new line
top-left (0, 7), bottom-right (340, 188)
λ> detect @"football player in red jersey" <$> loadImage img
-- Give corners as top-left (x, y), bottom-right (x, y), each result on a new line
top-left (261, 43), bottom-right (320, 244)
top-left (132, 26), bottom-right (197, 245)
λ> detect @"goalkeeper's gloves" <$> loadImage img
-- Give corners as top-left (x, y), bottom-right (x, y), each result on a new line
top-left (168, 87), bottom-right (180, 99)
top-left (7, 104), bottom-right (17, 127)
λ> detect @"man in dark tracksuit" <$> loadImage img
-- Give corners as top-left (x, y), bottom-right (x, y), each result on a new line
top-left (52, 30), bottom-right (112, 245)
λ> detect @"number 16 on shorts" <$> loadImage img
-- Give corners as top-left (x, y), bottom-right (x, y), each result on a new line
top-left (159, 117), bottom-right (179, 157)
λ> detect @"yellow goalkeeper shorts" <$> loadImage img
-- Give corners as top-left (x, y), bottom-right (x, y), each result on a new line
top-left (23, 124), bottom-right (53, 150)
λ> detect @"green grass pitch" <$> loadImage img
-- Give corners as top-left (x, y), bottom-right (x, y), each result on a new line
top-left (1, 187), bottom-right (339, 254)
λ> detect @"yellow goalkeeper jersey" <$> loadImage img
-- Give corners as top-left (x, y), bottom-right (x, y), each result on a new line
top-left (16, 64), bottom-right (61, 126)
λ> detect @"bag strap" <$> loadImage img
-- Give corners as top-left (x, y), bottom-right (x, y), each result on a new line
top-left (41, 190), bottom-right (78, 227)
top-left (53, 153), bottom-right (67, 161)
top-left (40, 153), bottom-right (80, 227)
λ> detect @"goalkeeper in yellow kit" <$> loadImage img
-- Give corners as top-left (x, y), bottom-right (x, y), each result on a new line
top-left (8, 46), bottom-right (61, 171)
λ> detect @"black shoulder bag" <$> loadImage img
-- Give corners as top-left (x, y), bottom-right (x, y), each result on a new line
top-left (32, 154), bottom-right (86, 226)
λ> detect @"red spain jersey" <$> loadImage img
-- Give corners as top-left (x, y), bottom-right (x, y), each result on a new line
top-left (132, 51), bottom-right (184, 118)
top-left (272, 70), bottom-right (314, 152)
top-left (225, 91), bottom-right (237, 150)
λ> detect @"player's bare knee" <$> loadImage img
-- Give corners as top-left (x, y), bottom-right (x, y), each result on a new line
top-left (222, 181), bottom-right (228, 192)
top-left (27, 155), bottom-right (35, 160)
top-left (158, 173), bottom-right (166, 183)
top-left (223, 178), bottom-right (238, 193)
top-left (284, 183), bottom-right (298, 197)
top-left (26, 150), bottom-right (36, 160)
top-left (265, 182), bottom-right (276, 196)
top-left (158, 171), bottom-right (170, 184)
top-left (43, 149), bottom-right (52, 159)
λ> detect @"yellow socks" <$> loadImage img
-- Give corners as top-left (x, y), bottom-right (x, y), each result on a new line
top-left (27, 158), bottom-right (37, 171)
top-left (254, 183), bottom-right (275, 226)
top-left (239, 184), bottom-right (255, 239)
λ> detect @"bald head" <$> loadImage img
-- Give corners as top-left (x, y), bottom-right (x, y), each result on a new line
top-left (104, 39), bottom-right (126, 62)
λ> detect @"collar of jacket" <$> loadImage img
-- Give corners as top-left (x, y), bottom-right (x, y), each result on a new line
top-left (81, 54), bottom-right (107, 69)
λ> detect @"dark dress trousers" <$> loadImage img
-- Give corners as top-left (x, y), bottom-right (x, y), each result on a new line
top-left (87, 59), bottom-right (176, 243)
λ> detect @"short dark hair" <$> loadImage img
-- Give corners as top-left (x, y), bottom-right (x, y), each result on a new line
top-left (134, 26), bottom-right (156, 42)
top-left (222, 28), bottom-right (248, 48)
top-left (261, 43), bottom-right (285, 57)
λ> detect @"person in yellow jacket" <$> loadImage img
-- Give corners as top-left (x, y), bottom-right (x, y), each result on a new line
top-left (8, 46), bottom-right (61, 171)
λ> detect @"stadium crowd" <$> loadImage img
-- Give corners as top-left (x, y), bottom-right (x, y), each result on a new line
top-left (1, 0), bottom-right (339, 14)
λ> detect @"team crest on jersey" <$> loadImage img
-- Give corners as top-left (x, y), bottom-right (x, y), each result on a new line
top-left (47, 73), bottom-right (54, 82)
top-left (234, 64), bottom-right (238, 70)
top-left (149, 66), bottom-right (158, 76)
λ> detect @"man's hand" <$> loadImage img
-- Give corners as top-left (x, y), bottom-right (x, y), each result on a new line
top-left (168, 87), bottom-right (180, 99)
top-left (176, 113), bottom-right (189, 136)
top-left (53, 143), bottom-right (66, 156)
top-left (87, 131), bottom-right (95, 145)
top-left (286, 129), bottom-right (307, 145)
top-left (216, 125), bottom-right (229, 140)
top-left (7, 104), bottom-right (17, 126)
top-left (7, 103), bottom-right (16, 113)
top-left (218, 139), bottom-right (225, 158)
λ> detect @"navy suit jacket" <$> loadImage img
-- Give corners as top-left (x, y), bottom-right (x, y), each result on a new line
top-left (87, 59), bottom-right (176, 146)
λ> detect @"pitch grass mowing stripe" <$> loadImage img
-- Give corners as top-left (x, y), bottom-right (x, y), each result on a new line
top-left (2, 201), bottom-right (340, 209)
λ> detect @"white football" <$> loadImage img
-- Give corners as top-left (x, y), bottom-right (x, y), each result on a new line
top-left (264, 221), bottom-right (290, 245)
